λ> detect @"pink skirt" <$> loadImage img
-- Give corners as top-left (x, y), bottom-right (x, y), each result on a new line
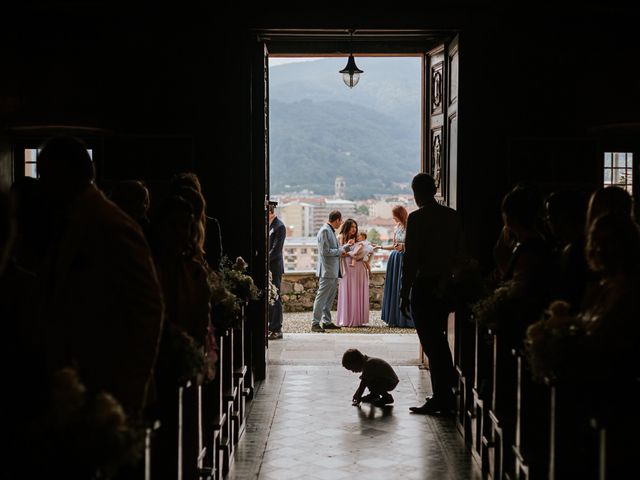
top-left (336, 258), bottom-right (370, 327)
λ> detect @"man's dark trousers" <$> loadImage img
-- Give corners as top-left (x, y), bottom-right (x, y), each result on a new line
top-left (410, 277), bottom-right (456, 404)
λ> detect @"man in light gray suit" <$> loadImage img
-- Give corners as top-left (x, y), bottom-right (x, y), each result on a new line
top-left (312, 210), bottom-right (354, 332)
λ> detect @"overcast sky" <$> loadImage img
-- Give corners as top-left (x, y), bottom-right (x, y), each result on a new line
top-left (269, 57), bottom-right (327, 67)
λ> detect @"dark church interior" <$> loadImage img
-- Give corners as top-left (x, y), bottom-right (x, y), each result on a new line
top-left (1, 2), bottom-right (639, 479)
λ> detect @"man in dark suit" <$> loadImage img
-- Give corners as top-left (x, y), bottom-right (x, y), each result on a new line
top-left (401, 173), bottom-right (464, 415)
top-left (268, 201), bottom-right (286, 339)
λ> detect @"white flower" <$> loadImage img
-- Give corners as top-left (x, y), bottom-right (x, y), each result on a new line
top-left (268, 270), bottom-right (279, 306)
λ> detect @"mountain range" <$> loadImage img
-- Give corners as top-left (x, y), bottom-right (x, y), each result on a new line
top-left (269, 57), bottom-right (422, 200)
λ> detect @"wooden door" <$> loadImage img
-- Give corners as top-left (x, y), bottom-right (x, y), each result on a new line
top-left (426, 45), bottom-right (446, 203)
top-left (425, 35), bottom-right (460, 209)
top-left (249, 40), bottom-right (270, 382)
top-left (446, 35), bottom-right (460, 209)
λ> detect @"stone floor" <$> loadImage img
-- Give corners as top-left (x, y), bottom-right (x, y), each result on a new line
top-left (228, 333), bottom-right (482, 479)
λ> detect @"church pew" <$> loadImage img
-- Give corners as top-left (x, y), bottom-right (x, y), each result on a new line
top-left (511, 350), bottom-right (550, 480)
top-left (549, 382), bottom-right (598, 480)
top-left (472, 321), bottom-right (492, 471)
top-left (231, 304), bottom-right (248, 444)
top-left (484, 330), bottom-right (518, 480)
top-left (453, 306), bottom-right (477, 447)
top-left (144, 419), bottom-right (161, 480)
top-left (202, 329), bottom-right (226, 480)
top-left (220, 328), bottom-right (235, 475)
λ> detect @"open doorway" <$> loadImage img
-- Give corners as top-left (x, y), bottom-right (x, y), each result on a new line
top-left (269, 56), bottom-right (421, 301)
top-left (253, 30), bottom-right (460, 375)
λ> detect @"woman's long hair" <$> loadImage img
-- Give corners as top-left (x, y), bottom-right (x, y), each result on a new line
top-left (338, 218), bottom-right (358, 244)
top-left (586, 212), bottom-right (640, 275)
top-left (392, 205), bottom-right (409, 228)
top-left (172, 185), bottom-right (207, 263)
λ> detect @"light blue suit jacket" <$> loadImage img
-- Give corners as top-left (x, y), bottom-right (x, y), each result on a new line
top-left (316, 223), bottom-right (347, 278)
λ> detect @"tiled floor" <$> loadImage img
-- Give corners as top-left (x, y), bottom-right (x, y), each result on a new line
top-left (229, 335), bottom-right (482, 479)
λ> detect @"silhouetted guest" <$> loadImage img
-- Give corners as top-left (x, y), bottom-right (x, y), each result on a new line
top-left (401, 173), bottom-right (464, 415)
top-left (582, 185), bottom-right (635, 302)
top-left (148, 194), bottom-right (211, 480)
top-left (585, 185), bottom-right (635, 232)
top-left (36, 136), bottom-right (164, 420)
top-left (171, 184), bottom-right (208, 265)
top-left (544, 190), bottom-right (589, 311)
top-left (149, 195), bottom-right (210, 344)
top-left (109, 179), bottom-right (151, 233)
top-left (500, 184), bottom-right (556, 343)
top-left (501, 185), bottom-right (554, 289)
top-left (579, 212), bottom-right (640, 377)
top-left (170, 172), bottom-right (223, 271)
top-left (342, 348), bottom-right (398, 407)
top-left (557, 213), bottom-right (640, 479)
top-left (268, 201), bottom-right (285, 340)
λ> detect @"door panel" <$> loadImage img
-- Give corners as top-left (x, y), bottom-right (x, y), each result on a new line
top-left (446, 35), bottom-right (459, 210)
top-left (448, 113), bottom-right (458, 209)
top-left (426, 35), bottom-right (460, 209)
top-left (250, 41), bottom-right (269, 381)
top-left (426, 46), bottom-right (446, 202)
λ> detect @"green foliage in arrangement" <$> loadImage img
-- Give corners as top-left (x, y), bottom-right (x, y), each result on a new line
top-left (208, 256), bottom-right (261, 331)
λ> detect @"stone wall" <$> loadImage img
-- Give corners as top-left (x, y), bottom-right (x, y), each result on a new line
top-left (280, 271), bottom-right (386, 312)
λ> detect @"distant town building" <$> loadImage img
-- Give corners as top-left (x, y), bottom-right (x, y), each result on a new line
top-left (313, 198), bottom-right (357, 234)
top-left (335, 176), bottom-right (346, 199)
top-left (279, 201), bottom-right (315, 238)
top-left (283, 237), bottom-right (319, 272)
top-left (369, 200), bottom-right (393, 219)
top-left (368, 195), bottom-right (417, 219)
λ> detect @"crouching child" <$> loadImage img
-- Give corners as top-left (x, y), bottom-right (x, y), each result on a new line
top-left (342, 348), bottom-right (399, 407)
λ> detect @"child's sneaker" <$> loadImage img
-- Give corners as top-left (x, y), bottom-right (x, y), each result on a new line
top-left (360, 393), bottom-right (381, 404)
top-left (373, 393), bottom-right (394, 407)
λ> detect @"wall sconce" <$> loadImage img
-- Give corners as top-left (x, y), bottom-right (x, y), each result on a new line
top-left (339, 30), bottom-right (363, 88)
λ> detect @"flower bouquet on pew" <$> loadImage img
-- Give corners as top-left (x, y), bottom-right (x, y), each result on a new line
top-left (221, 256), bottom-right (261, 304)
top-left (471, 278), bottom-right (541, 346)
top-left (156, 322), bottom-right (211, 386)
top-left (471, 279), bottom-right (528, 331)
top-left (208, 267), bottom-right (241, 331)
top-left (208, 255), bottom-right (261, 331)
top-left (40, 367), bottom-right (144, 478)
top-left (524, 300), bottom-right (586, 382)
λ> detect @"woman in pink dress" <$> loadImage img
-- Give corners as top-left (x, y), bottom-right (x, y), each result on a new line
top-left (336, 219), bottom-right (370, 327)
